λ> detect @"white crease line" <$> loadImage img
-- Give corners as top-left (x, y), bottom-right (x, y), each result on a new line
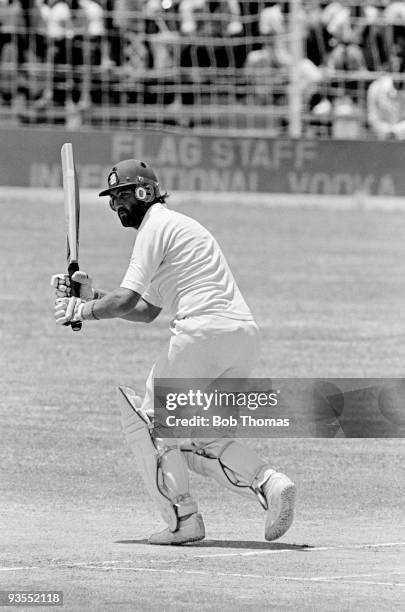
top-left (2, 541), bottom-right (404, 572)
top-left (191, 548), bottom-right (306, 558)
top-left (59, 565), bottom-right (405, 587)
top-left (1, 565), bottom-right (403, 587)
top-left (0, 567), bottom-right (39, 572)
top-left (80, 567), bottom-right (208, 575)
top-left (315, 572), bottom-right (405, 581)
top-left (313, 542), bottom-right (405, 551)
top-left (334, 580), bottom-right (405, 588)
top-left (191, 541), bottom-right (405, 559)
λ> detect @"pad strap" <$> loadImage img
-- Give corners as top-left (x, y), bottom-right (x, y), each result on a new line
top-left (182, 439), bottom-right (272, 509)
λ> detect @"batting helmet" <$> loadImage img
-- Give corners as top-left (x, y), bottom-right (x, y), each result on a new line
top-left (99, 159), bottom-right (161, 203)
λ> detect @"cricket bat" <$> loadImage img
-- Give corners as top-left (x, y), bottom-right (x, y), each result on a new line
top-left (61, 142), bottom-right (82, 332)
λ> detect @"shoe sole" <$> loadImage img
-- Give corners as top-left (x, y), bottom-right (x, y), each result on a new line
top-left (148, 532), bottom-right (205, 546)
top-left (265, 483), bottom-right (296, 542)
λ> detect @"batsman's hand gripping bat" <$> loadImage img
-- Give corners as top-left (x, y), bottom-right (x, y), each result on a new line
top-left (61, 142), bottom-right (82, 332)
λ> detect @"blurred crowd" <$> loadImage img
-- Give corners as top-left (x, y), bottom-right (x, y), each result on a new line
top-left (0, 0), bottom-right (405, 136)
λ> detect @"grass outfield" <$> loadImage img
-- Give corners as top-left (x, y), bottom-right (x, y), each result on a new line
top-left (1, 190), bottom-right (405, 611)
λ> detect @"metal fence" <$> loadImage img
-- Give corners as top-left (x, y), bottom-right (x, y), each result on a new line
top-left (0, 1), bottom-right (404, 137)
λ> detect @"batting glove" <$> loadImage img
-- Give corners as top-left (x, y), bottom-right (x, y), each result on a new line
top-left (54, 297), bottom-right (85, 326)
top-left (50, 271), bottom-right (94, 301)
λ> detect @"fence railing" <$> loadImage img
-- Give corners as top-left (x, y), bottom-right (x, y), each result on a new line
top-left (0, 1), bottom-right (404, 137)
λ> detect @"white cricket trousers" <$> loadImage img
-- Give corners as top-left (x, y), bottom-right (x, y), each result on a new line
top-left (141, 315), bottom-right (260, 417)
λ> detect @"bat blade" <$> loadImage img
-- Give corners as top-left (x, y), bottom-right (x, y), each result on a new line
top-left (61, 142), bottom-right (82, 332)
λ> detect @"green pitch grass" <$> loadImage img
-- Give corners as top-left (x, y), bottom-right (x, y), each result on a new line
top-left (0, 190), bottom-right (404, 611)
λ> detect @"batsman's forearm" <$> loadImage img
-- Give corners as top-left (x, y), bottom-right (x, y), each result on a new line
top-left (120, 311), bottom-right (152, 323)
top-left (81, 289), bottom-right (140, 320)
top-left (120, 299), bottom-right (159, 323)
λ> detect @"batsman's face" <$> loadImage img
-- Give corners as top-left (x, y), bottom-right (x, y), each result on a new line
top-left (109, 189), bottom-right (147, 228)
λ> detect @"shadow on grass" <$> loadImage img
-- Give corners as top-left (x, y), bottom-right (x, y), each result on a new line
top-left (115, 539), bottom-right (312, 550)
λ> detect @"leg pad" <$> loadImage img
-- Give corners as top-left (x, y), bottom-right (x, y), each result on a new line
top-left (119, 386), bottom-right (197, 531)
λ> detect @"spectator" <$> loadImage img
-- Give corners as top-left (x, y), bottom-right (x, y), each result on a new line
top-left (326, 5), bottom-right (366, 73)
top-left (38, 0), bottom-right (73, 40)
top-left (145, 0), bottom-right (181, 71)
top-left (354, 5), bottom-right (388, 71)
top-left (4, 0), bottom-right (405, 136)
top-left (384, 1), bottom-right (405, 41)
top-left (308, 3), bottom-right (365, 121)
top-left (245, 4), bottom-right (321, 108)
top-left (0, 0), bottom-right (23, 103)
top-left (179, 0), bottom-right (241, 37)
top-left (71, 0), bottom-right (106, 109)
top-left (111, 0), bottom-right (145, 67)
top-left (305, 1), bottom-right (342, 68)
top-left (179, 0), bottom-right (244, 108)
top-left (367, 72), bottom-right (405, 139)
top-left (24, 0), bottom-right (48, 62)
top-left (34, 0), bottom-right (73, 110)
top-left (0, 0), bottom-right (23, 57)
top-left (383, 1), bottom-right (405, 67)
top-left (244, 5), bottom-right (289, 107)
top-left (103, 0), bottom-right (120, 66)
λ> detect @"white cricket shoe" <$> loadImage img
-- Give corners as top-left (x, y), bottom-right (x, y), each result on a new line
top-left (262, 472), bottom-right (296, 541)
top-left (148, 513), bottom-right (205, 545)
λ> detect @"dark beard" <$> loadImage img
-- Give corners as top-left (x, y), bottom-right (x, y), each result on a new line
top-left (117, 202), bottom-right (151, 228)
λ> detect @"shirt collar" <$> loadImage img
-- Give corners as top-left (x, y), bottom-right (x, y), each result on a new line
top-left (138, 202), bottom-right (167, 230)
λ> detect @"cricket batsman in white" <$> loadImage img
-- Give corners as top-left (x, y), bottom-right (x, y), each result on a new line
top-left (52, 159), bottom-right (296, 545)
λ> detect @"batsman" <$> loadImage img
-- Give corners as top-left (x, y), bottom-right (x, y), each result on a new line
top-left (51, 159), bottom-right (296, 545)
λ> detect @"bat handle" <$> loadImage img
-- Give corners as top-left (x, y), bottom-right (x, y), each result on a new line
top-left (68, 261), bottom-right (82, 332)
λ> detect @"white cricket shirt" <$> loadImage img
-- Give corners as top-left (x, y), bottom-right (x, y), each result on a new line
top-left (367, 75), bottom-right (405, 138)
top-left (120, 203), bottom-right (254, 321)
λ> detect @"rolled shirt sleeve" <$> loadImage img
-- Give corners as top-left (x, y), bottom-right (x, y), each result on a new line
top-left (142, 285), bottom-right (163, 308)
